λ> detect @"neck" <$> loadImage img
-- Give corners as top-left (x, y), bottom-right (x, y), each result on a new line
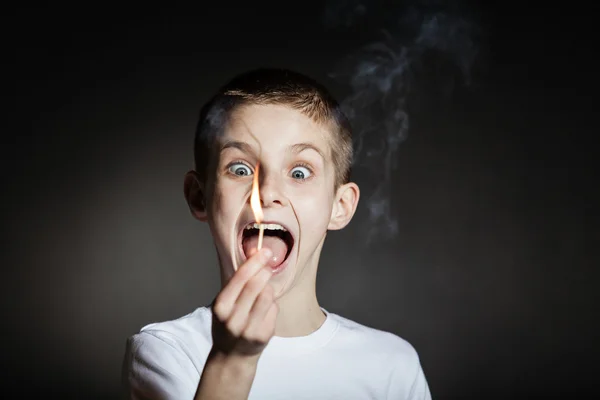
top-left (274, 286), bottom-right (326, 337)
top-left (272, 248), bottom-right (326, 337)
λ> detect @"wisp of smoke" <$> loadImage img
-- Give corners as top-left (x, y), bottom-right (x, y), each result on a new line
top-left (325, 0), bottom-right (480, 246)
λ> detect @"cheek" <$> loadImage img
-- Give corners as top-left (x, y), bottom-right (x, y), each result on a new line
top-left (211, 179), bottom-right (251, 223)
top-left (206, 183), bottom-right (231, 229)
top-left (212, 178), bottom-right (236, 208)
top-left (292, 189), bottom-right (334, 234)
top-left (208, 183), bottom-right (245, 252)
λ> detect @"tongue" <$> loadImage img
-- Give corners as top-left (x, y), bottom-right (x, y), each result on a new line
top-left (243, 235), bottom-right (288, 268)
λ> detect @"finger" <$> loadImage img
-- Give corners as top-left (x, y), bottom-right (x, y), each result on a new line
top-left (225, 248), bottom-right (272, 297)
top-left (213, 248), bottom-right (272, 320)
top-left (225, 267), bottom-right (272, 336)
top-left (243, 284), bottom-right (275, 338)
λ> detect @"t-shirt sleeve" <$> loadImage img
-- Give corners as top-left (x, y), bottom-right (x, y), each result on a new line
top-left (404, 361), bottom-right (432, 400)
top-left (386, 346), bottom-right (432, 400)
top-left (122, 331), bottom-right (199, 400)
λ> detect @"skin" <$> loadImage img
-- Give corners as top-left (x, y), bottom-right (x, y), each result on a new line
top-left (184, 103), bottom-right (360, 400)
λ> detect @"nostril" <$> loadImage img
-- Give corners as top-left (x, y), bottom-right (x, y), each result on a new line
top-left (261, 197), bottom-right (284, 207)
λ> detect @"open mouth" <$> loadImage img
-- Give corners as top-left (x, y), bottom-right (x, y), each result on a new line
top-left (240, 222), bottom-right (295, 269)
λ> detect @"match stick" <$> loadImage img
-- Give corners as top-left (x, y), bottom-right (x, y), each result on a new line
top-left (257, 223), bottom-right (264, 250)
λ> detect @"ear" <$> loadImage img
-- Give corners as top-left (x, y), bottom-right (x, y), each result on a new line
top-left (328, 182), bottom-right (360, 231)
top-left (184, 170), bottom-right (208, 222)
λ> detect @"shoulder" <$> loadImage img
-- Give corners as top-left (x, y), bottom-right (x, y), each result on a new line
top-left (122, 307), bottom-right (213, 398)
top-left (136, 306), bottom-right (212, 345)
top-left (129, 306), bottom-right (213, 362)
top-left (328, 311), bottom-right (420, 362)
top-left (125, 306), bottom-right (213, 375)
top-left (327, 312), bottom-right (431, 399)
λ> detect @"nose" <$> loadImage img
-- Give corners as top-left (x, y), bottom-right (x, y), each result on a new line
top-left (259, 171), bottom-right (288, 208)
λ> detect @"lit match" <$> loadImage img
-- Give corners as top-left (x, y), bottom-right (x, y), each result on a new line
top-left (257, 224), bottom-right (264, 250)
top-left (250, 161), bottom-right (264, 251)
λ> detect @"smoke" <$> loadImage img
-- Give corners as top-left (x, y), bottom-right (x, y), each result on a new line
top-left (324, 0), bottom-right (480, 245)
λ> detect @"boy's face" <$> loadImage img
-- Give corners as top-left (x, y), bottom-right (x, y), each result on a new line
top-left (190, 103), bottom-right (358, 297)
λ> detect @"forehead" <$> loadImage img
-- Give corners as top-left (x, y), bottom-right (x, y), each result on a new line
top-left (221, 104), bottom-right (332, 157)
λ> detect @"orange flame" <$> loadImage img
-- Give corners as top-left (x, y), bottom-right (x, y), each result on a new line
top-left (250, 162), bottom-right (264, 251)
top-left (250, 162), bottom-right (263, 223)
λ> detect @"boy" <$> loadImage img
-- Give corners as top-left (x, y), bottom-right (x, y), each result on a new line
top-left (122, 68), bottom-right (432, 399)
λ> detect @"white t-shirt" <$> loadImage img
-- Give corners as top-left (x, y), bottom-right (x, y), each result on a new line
top-left (122, 306), bottom-right (432, 399)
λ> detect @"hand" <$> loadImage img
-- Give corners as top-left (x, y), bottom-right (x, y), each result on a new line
top-left (211, 248), bottom-right (278, 359)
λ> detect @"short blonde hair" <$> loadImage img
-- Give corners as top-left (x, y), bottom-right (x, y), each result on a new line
top-left (194, 68), bottom-right (353, 189)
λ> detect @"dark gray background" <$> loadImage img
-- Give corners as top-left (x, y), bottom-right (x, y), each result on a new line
top-left (5, 2), bottom-right (598, 398)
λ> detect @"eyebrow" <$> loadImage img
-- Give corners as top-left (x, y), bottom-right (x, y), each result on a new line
top-left (289, 142), bottom-right (326, 160)
top-left (220, 140), bottom-right (257, 156)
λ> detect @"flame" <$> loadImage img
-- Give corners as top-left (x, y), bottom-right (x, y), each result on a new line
top-left (250, 161), bottom-right (263, 223)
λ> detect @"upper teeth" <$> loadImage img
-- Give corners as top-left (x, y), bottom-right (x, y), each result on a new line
top-left (245, 223), bottom-right (287, 231)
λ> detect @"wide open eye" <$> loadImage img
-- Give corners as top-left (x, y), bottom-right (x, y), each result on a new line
top-left (290, 166), bottom-right (311, 180)
top-left (228, 163), bottom-right (253, 176)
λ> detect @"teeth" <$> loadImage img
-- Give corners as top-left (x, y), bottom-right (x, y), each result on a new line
top-left (245, 223), bottom-right (287, 232)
